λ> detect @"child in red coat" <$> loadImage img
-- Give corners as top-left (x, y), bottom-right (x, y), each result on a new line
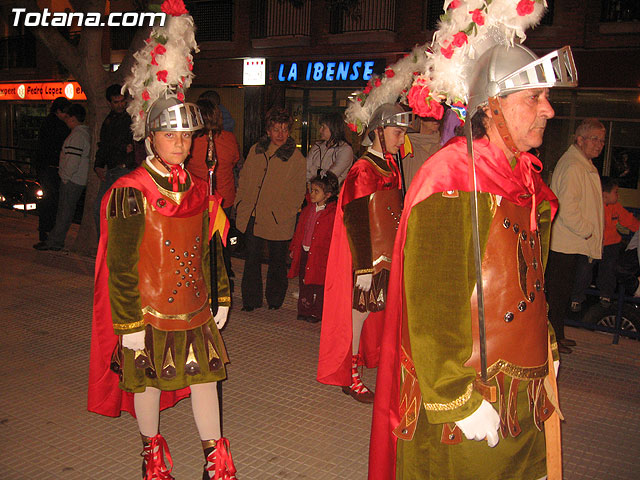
top-left (288, 172), bottom-right (339, 322)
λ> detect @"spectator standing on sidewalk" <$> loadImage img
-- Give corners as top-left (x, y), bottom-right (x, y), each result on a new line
top-left (546, 118), bottom-right (606, 353)
top-left (93, 84), bottom-right (135, 235)
top-left (306, 112), bottom-right (354, 185)
top-left (199, 90), bottom-right (235, 133)
top-left (288, 171), bottom-right (339, 323)
top-left (33, 97), bottom-right (70, 242)
top-left (33, 104), bottom-right (91, 251)
top-left (234, 107), bottom-right (306, 311)
top-left (597, 177), bottom-right (639, 306)
top-left (403, 115), bottom-right (441, 188)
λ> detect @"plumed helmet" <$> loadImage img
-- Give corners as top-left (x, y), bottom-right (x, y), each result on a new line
top-left (362, 103), bottom-right (416, 146)
top-left (467, 44), bottom-right (578, 118)
top-left (145, 96), bottom-right (204, 137)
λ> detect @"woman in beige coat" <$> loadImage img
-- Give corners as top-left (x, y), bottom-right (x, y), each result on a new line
top-left (235, 107), bottom-right (306, 311)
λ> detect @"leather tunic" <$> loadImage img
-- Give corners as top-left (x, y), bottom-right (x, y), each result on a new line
top-left (138, 206), bottom-right (212, 331)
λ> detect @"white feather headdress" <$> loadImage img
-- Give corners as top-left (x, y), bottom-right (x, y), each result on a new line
top-left (345, 0), bottom-right (547, 133)
top-left (123, 0), bottom-right (199, 140)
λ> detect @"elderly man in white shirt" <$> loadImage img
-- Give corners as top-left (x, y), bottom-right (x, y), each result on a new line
top-left (546, 118), bottom-right (606, 353)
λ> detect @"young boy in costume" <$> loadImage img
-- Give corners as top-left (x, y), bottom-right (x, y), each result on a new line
top-left (317, 103), bottom-right (413, 403)
top-left (288, 171), bottom-right (339, 323)
top-left (88, 2), bottom-right (237, 478)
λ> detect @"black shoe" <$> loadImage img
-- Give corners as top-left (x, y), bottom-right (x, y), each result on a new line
top-left (297, 314), bottom-right (308, 321)
top-left (305, 316), bottom-right (321, 323)
top-left (33, 242), bottom-right (50, 250)
top-left (241, 306), bottom-right (255, 312)
top-left (558, 344), bottom-right (572, 354)
top-left (268, 305), bottom-right (280, 310)
top-left (559, 338), bottom-right (576, 347)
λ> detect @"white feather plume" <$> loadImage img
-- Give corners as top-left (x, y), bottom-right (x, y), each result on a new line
top-left (123, 10), bottom-right (199, 140)
top-left (345, 0), bottom-right (547, 130)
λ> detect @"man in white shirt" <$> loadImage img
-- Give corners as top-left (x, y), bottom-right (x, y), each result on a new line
top-left (34, 103), bottom-right (91, 251)
top-left (546, 118), bottom-right (606, 352)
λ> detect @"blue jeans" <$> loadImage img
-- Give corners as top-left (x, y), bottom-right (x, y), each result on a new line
top-left (46, 180), bottom-right (85, 249)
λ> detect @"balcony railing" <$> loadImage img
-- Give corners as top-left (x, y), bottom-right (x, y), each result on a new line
top-left (330, 0), bottom-right (396, 34)
top-left (0, 34), bottom-right (36, 69)
top-left (251, 0), bottom-right (311, 39)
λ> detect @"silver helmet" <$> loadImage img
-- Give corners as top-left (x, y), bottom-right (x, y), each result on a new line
top-left (362, 103), bottom-right (416, 146)
top-left (467, 44), bottom-right (578, 118)
top-left (145, 96), bottom-right (204, 136)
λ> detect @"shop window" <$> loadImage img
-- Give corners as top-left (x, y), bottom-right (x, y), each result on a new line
top-left (187, 0), bottom-right (234, 42)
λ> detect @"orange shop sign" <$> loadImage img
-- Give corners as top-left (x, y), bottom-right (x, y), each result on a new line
top-left (0, 82), bottom-right (86, 101)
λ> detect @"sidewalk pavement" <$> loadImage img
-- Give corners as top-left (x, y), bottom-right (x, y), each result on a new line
top-left (0, 209), bottom-right (638, 479)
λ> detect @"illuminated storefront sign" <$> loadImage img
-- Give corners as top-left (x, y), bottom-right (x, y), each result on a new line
top-left (273, 59), bottom-right (385, 85)
top-left (244, 58), bottom-right (266, 86)
top-left (0, 81), bottom-right (87, 101)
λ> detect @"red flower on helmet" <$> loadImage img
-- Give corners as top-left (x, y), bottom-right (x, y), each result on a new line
top-left (452, 32), bottom-right (468, 47)
top-left (142, 90), bottom-right (150, 101)
top-left (407, 80), bottom-right (445, 120)
top-left (161, 0), bottom-right (188, 16)
top-left (177, 92), bottom-right (185, 101)
top-left (441, 43), bottom-right (454, 59)
top-left (448, 0), bottom-right (461, 9)
top-left (385, 68), bottom-right (395, 78)
top-left (470, 9), bottom-right (485, 25)
top-left (154, 44), bottom-right (167, 56)
top-left (516, 0), bottom-right (535, 16)
top-left (374, 78), bottom-right (382, 88)
top-left (363, 86), bottom-right (372, 94)
top-left (150, 54), bottom-right (158, 66)
top-left (347, 123), bottom-right (357, 132)
top-left (156, 70), bottom-right (168, 83)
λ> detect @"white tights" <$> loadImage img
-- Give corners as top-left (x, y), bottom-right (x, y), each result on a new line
top-left (351, 308), bottom-right (369, 355)
top-left (134, 382), bottom-right (221, 441)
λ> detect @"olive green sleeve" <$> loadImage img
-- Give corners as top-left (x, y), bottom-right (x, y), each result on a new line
top-left (343, 195), bottom-right (373, 274)
top-left (537, 200), bottom-right (552, 270)
top-left (404, 192), bottom-right (493, 424)
top-left (106, 188), bottom-right (146, 336)
top-left (202, 212), bottom-right (231, 308)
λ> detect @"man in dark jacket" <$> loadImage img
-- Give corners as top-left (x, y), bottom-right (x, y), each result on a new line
top-left (93, 84), bottom-right (135, 234)
top-left (33, 97), bottom-right (71, 241)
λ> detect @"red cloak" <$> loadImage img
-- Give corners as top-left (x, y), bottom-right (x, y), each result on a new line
top-left (317, 154), bottom-right (400, 386)
top-left (368, 137), bottom-right (558, 479)
top-left (87, 166), bottom-right (209, 417)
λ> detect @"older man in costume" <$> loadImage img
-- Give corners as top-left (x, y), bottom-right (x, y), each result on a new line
top-left (368, 2), bottom-right (578, 478)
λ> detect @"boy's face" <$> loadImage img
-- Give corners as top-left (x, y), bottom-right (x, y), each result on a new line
top-left (603, 185), bottom-right (619, 205)
top-left (151, 131), bottom-right (193, 165)
top-left (375, 126), bottom-right (407, 155)
top-left (309, 183), bottom-right (331, 205)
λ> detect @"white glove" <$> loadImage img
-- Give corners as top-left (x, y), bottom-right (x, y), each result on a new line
top-left (454, 399), bottom-right (501, 447)
top-left (355, 273), bottom-right (373, 292)
top-left (214, 306), bottom-right (229, 330)
top-left (122, 330), bottom-right (145, 351)
top-left (553, 360), bottom-right (560, 376)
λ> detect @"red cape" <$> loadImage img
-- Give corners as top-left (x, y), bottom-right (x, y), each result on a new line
top-left (87, 166), bottom-right (209, 417)
top-left (317, 154), bottom-right (400, 386)
top-left (368, 137), bottom-right (558, 479)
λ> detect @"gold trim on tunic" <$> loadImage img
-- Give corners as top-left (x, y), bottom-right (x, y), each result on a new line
top-left (373, 255), bottom-right (392, 266)
top-left (148, 171), bottom-right (191, 205)
top-left (141, 299), bottom-right (210, 322)
top-left (355, 267), bottom-right (374, 275)
top-left (115, 319), bottom-right (146, 331)
top-left (424, 383), bottom-right (473, 411)
top-left (486, 359), bottom-right (549, 380)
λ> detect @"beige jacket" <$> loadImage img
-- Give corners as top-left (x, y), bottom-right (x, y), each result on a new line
top-left (550, 144), bottom-right (604, 259)
top-left (235, 136), bottom-right (306, 241)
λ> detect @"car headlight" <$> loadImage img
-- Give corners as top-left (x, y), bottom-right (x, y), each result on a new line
top-left (36, 189), bottom-right (44, 199)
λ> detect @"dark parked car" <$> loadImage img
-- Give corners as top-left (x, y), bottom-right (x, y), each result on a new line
top-left (0, 161), bottom-right (43, 212)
